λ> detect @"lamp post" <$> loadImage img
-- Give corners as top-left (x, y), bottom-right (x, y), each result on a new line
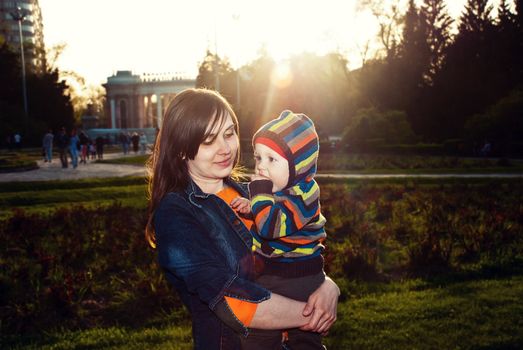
top-left (213, 19), bottom-right (220, 92)
top-left (231, 14), bottom-right (241, 107)
top-left (10, 5), bottom-right (29, 119)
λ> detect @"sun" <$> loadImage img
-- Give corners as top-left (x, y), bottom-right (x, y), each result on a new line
top-left (216, 0), bottom-right (380, 70)
top-left (271, 62), bottom-right (293, 89)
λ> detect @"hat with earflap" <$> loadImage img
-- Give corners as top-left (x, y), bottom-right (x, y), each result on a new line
top-left (252, 110), bottom-right (319, 187)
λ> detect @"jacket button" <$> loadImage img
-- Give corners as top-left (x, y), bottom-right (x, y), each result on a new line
top-left (233, 219), bottom-right (241, 226)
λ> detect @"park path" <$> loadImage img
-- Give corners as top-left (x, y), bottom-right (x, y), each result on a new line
top-left (0, 154), bottom-right (522, 182)
top-left (0, 152), bottom-right (146, 182)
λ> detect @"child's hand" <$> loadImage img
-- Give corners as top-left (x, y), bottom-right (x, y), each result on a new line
top-left (251, 173), bottom-right (269, 182)
top-left (230, 196), bottom-right (251, 214)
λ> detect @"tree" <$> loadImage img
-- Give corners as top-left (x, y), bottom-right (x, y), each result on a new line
top-left (362, 0), bottom-right (404, 61)
top-left (342, 108), bottom-right (417, 152)
top-left (459, 0), bottom-right (494, 33)
top-left (419, 0), bottom-right (453, 85)
top-left (196, 50), bottom-right (233, 93)
top-left (0, 43), bottom-right (74, 146)
top-left (424, 0), bottom-right (498, 140)
top-left (465, 88), bottom-right (523, 156)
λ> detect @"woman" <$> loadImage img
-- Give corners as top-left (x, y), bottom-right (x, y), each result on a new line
top-left (146, 89), bottom-right (339, 349)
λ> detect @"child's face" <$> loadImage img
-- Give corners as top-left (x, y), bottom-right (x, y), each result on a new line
top-left (253, 143), bottom-right (289, 192)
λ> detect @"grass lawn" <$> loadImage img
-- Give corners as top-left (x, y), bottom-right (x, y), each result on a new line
top-left (0, 176), bottom-right (146, 219)
top-left (1, 177), bottom-right (522, 349)
top-left (329, 275), bottom-right (523, 349)
top-left (95, 153), bottom-right (523, 174)
top-left (6, 274), bottom-right (522, 349)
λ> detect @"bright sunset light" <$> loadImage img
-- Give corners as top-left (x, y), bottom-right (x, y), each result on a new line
top-left (39, 0), bottom-right (470, 85)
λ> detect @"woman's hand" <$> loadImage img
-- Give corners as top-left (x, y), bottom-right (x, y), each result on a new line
top-left (300, 276), bottom-right (340, 334)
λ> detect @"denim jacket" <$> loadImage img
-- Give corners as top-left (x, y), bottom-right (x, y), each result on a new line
top-left (154, 178), bottom-right (271, 350)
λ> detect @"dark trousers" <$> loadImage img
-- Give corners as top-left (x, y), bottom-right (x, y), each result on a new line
top-left (241, 271), bottom-right (326, 350)
top-left (59, 147), bottom-right (68, 168)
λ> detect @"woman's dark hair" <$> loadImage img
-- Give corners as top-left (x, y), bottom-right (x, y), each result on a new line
top-left (145, 88), bottom-right (241, 247)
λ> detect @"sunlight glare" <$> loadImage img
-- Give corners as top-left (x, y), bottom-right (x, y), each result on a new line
top-left (271, 62), bottom-right (293, 89)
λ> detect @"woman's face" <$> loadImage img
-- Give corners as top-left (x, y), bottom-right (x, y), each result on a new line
top-left (187, 113), bottom-right (239, 185)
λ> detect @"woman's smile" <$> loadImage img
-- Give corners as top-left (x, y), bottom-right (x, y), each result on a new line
top-left (215, 157), bottom-right (233, 167)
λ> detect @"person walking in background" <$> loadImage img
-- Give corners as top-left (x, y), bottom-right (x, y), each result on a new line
top-left (89, 141), bottom-right (96, 160)
top-left (95, 135), bottom-right (104, 160)
top-left (13, 132), bottom-right (21, 150)
top-left (56, 127), bottom-right (69, 168)
top-left (42, 129), bottom-right (54, 163)
top-left (131, 132), bottom-right (140, 154)
top-left (139, 132), bottom-right (148, 154)
top-left (120, 132), bottom-right (130, 155)
top-left (69, 129), bottom-right (80, 169)
top-left (79, 131), bottom-right (89, 164)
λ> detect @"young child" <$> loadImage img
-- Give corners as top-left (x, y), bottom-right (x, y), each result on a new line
top-left (232, 110), bottom-right (327, 349)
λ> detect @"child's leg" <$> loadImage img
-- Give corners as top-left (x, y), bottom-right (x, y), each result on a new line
top-left (243, 272), bottom-right (326, 349)
top-left (286, 328), bottom-right (325, 350)
top-left (240, 329), bottom-right (284, 350)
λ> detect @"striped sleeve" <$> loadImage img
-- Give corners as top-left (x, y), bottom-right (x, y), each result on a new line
top-left (249, 179), bottom-right (321, 240)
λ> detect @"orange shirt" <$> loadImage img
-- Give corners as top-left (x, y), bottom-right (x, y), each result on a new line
top-left (216, 186), bottom-right (257, 327)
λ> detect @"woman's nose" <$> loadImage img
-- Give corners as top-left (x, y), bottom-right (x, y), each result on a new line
top-left (216, 137), bottom-right (231, 154)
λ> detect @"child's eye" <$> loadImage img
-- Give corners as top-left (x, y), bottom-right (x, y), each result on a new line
top-left (268, 156), bottom-right (275, 162)
top-left (254, 155), bottom-right (261, 161)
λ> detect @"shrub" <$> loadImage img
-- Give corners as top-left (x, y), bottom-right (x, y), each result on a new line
top-left (0, 203), bottom-right (181, 334)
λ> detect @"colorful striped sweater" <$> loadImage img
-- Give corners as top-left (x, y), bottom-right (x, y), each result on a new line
top-left (248, 110), bottom-right (327, 271)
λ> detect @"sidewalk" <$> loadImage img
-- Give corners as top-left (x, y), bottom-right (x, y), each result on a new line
top-left (0, 153), bottom-right (146, 182)
top-left (1, 153), bottom-right (522, 183)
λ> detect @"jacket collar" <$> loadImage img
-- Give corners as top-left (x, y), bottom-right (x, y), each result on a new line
top-left (185, 177), bottom-right (248, 200)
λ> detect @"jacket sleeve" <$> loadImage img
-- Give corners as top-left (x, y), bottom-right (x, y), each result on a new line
top-left (154, 193), bottom-right (270, 335)
top-left (248, 179), bottom-right (321, 240)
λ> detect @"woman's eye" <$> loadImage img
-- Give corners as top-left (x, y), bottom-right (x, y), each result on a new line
top-left (202, 138), bottom-right (214, 145)
top-left (224, 132), bottom-right (234, 138)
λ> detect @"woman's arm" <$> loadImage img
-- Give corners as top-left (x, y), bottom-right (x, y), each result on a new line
top-left (249, 293), bottom-right (309, 329)
top-left (249, 276), bottom-right (340, 331)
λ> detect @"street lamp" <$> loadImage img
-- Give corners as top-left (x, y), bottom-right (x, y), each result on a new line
top-left (10, 5), bottom-right (29, 119)
top-left (213, 18), bottom-right (220, 92)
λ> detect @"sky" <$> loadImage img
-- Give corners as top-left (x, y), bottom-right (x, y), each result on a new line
top-left (39, 0), bottom-right (470, 86)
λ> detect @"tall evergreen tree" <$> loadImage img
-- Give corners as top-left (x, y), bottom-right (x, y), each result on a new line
top-left (419, 0), bottom-right (453, 85)
top-left (0, 43), bottom-right (74, 144)
top-left (423, 0), bottom-right (497, 140)
top-left (396, 0), bottom-right (428, 133)
top-left (459, 0), bottom-right (494, 33)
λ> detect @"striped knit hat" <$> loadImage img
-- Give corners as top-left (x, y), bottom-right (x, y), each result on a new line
top-left (253, 110), bottom-right (319, 188)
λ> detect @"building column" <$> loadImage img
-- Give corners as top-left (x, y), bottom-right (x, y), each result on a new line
top-left (136, 94), bottom-right (145, 128)
top-left (110, 98), bottom-right (116, 129)
top-left (145, 95), bottom-right (153, 128)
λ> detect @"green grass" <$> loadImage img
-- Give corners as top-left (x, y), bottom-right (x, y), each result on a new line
top-left (0, 152), bottom-right (38, 172)
top-left (94, 152), bottom-right (523, 174)
top-left (0, 176), bottom-right (147, 219)
top-left (1, 176), bottom-right (521, 219)
top-left (4, 324), bottom-right (193, 350)
top-left (5, 275), bottom-right (522, 349)
top-left (328, 275), bottom-right (523, 349)
top-left (1, 177), bottom-right (522, 349)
